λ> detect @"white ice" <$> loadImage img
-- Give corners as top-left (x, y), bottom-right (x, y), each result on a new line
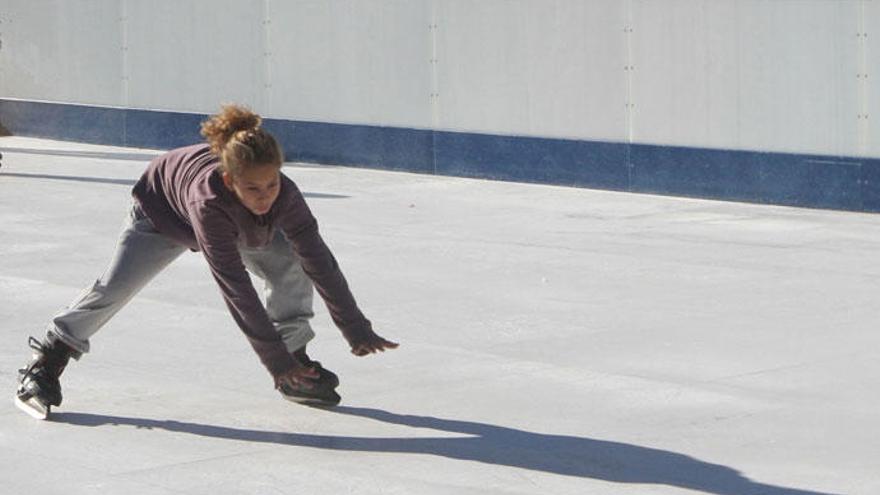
top-left (1, 136), bottom-right (877, 494)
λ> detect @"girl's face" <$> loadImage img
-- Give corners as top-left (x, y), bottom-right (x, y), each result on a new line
top-left (222, 164), bottom-right (281, 216)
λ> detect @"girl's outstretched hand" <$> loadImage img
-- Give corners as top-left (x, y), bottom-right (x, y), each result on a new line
top-left (351, 331), bottom-right (399, 356)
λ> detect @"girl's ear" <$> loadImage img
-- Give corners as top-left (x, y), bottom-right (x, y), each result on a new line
top-left (221, 171), bottom-right (235, 190)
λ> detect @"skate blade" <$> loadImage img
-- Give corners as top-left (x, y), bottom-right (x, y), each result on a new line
top-left (14, 395), bottom-right (49, 420)
top-left (281, 392), bottom-right (341, 408)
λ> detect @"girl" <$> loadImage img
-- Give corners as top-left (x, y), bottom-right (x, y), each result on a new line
top-left (15, 105), bottom-right (398, 419)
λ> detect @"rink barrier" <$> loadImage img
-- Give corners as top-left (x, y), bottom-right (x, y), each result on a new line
top-left (2, 98), bottom-right (879, 213)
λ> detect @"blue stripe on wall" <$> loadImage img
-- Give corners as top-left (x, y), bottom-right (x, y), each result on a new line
top-left (263, 118), bottom-right (436, 174)
top-left (433, 131), bottom-right (630, 191)
top-left (0, 99), bottom-right (204, 149)
top-left (628, 144), bottom-right (867, 211)
top-left (0, 99), bottom-right (127, 145)
top-left (2, 98), bottom-right (879, 212)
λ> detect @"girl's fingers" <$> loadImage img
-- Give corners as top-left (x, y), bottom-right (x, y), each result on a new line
top-left (352, 337), bottom-right (399, 356)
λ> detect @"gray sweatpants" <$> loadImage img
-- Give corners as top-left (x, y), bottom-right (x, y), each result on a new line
top-left (49, 203), bottom-right (315, 358)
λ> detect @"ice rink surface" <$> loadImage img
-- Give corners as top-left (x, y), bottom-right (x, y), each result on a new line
top-left (1, 136), bottom-right (878, 494)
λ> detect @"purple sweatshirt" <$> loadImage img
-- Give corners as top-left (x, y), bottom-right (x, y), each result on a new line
top-left (132, 144), bottom-right (371, 377)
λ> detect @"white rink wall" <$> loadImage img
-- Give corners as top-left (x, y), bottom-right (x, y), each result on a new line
top-left (1, 0), bottom-right (877, 158)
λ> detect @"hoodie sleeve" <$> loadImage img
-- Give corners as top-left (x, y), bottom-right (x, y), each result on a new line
top-left (279, 190), bottom-right (374, 347)
top-left (190, 201), bottom-right (297, 378)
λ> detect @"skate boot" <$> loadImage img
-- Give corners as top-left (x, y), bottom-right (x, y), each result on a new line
top-left (15, 335), bottom-right (76, 420)
top-left (278, 347), bottom-right (341, 407)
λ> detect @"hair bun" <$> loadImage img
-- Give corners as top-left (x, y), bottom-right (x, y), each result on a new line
top-left (201, 104), bottom-right (263, 154)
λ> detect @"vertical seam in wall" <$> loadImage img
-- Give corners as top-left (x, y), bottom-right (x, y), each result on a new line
top-left (702, 1), bottom-right (711, 150)
top-left (833, 2), bottom-right (842, 158)
top-left (429, 0), bottom-right (439, 175)
top-left (121, 0), bottom-right (129, 146)
top-left (263, 0), bottom-right (273, 114)
top-left (624, 0), bottom-right (634, 191)
top-left (857, 0), bottom-right (869, 156)
top-left (735, 2), bottom-right (741, 151)
top-left (0, 13), bottom-right (5, 96)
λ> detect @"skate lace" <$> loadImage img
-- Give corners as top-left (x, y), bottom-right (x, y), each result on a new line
top-left (18, 337), bottom-right (46, 377)
top-left (27, 336), bottom-right (43, 353)
top-left (19, 336), bottom-right (68, 378)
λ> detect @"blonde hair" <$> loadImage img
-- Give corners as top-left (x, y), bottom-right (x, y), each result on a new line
top-left (200, 104), bottom-right (283, 176)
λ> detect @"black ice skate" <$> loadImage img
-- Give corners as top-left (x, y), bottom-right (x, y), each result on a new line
top-left (15, 335), bottom-right (75, 420)
top-left (278, 348), bottom-right (341, 407)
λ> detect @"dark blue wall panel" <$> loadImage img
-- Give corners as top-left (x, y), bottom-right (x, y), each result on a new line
top-left (3, 98), bottom-right (880, 213)
top-left (0, 99), bottom-right (126, 145)
top-left (629, 144), bottom-right (867, 210)
top-left (124, 108), bottom-right (207, 150)
top-left (265, 119), bottom-right (435, 174)
top-left (433, 131), bottom-right (629, 191)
